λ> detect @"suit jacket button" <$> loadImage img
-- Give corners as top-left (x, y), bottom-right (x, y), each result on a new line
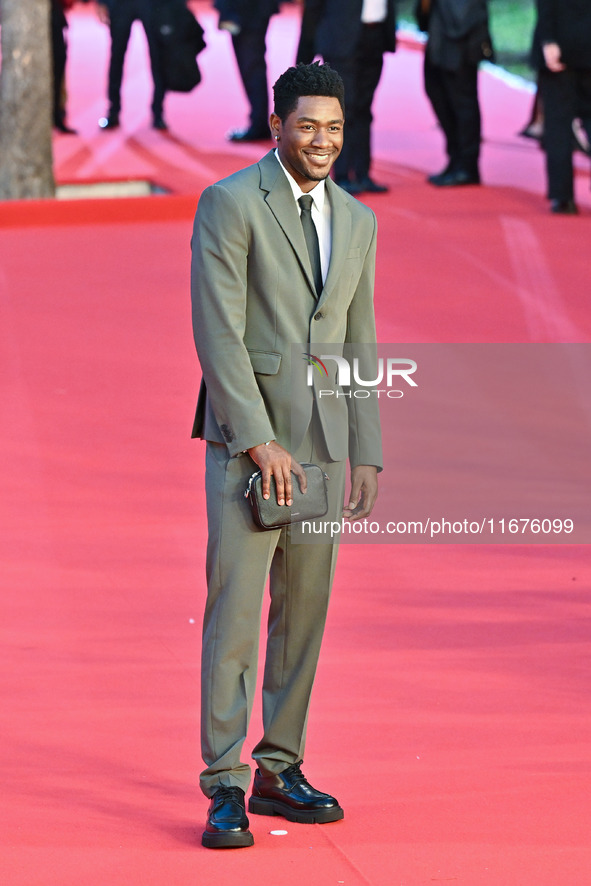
top-left (314, 312), bottom-right (323, 320)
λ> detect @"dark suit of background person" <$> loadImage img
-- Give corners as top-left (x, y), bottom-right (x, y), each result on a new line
top-left (191, 74), bottom-right (382, 848)
top-left (215, 0), bottom-right (279, 141)
top-left (98, 0), bottom-right (168, 129)
top-left (314, 0), bottom-right (397, 194)
top-left (51, 0), bottom-right (76, 133)
top-left (296, 0), bottom-right (323, 65)
top-left (534, 0), bottom-right (591, 214)
top-left (418, 0), bottom-right (492, 187)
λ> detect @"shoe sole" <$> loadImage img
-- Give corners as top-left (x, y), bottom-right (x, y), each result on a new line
top-left (248, 796), bottom-right (344, 824)
top-left (427, 173), bottom-right (480, 187)
top-left (201, 829), bottom-right (254, 849)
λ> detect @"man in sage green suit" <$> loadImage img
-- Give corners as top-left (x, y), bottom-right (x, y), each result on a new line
top-left (190, 63), bottom-right (382, 849)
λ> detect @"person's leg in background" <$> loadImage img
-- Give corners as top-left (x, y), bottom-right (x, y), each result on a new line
top-left (51, 2), bottom-right (75, 133)
top-left (540, 67), bottom-right (578, 212)
top-left (424, 54), bottom-right (459, 179)
top-left (425, 55), bottom-right (481, 187)
top-left (228, 19), bottom-right (273, 141)
top-left (449, 61), bottom-right (481, 180)
top-left (573, 68), bottom-right (591, 156)
top-left (103, 0), bottom-right (136, 127)
top-left (326, 29), bottom-right (387, 194)
top-left (140, 1), bottom-right (167, 129)
top-left (349, 25), bottom-right (386, 190)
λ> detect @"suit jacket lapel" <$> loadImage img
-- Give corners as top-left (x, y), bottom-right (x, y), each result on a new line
top-left (259, 152), bottom-right (319, 298)
top-left (318, 177), bottom-right (352, 310)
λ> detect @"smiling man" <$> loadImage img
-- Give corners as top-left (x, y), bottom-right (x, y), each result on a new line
top-left (191, 62), bottom-right (382, 849)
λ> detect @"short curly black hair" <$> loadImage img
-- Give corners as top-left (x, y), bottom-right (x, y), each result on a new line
top-left (273, 62), bottom-right (345, 121)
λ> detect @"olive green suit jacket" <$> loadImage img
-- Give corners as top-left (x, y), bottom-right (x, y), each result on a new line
top-left (191, 150), bottom-right (382, 471)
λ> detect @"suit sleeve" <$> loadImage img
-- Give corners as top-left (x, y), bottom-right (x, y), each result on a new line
top-left (536, 0), bottom-right (557, 46)
top-left (191, 183), bottom-right (276, 456)
top-left (344, 213), bottom-right (383, 472)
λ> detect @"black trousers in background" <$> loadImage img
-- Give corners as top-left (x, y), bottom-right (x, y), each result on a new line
top-left (51, 4), bottom-right (68, 126)
top-left (539, 67), bottom-right (591, 202)
top-left (107, 0), bottom-right (166, 119)
top-left (424, 53), bottom-right (481, 176)
top-left (325, 23), bottom-right (386, 183)
top-left (296, 1), bottom-right (322, 66)
top-left (231, 18), bottom-right (272, 133)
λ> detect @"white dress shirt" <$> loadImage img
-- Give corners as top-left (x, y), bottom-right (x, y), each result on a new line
top-left (275, 149), bottom-right (332, 284)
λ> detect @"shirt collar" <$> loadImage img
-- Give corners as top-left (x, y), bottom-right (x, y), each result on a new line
top-left (274, 149), bottom-right (326, 213)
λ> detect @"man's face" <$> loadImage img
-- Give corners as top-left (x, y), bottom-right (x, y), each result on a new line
top-left (270, 95), bottom-right (344, 192)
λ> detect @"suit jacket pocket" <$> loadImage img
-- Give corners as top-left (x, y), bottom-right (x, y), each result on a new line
top-left (247, 349), bottom-right (282, 375)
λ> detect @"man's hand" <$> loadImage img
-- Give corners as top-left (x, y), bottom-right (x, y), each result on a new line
top-left (342, 465), bottom-right (378, 521)
top-left (247, 441), bottom-right (307, 506)
top-left (543, 43), bottom-right (565, 73)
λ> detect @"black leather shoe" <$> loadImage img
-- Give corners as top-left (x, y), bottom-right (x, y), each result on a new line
top-left (428, 168), bottom-right (480, 187)
top-left (153, 116), bottom-right (168, 131)
top-left (356, 177), bottom-right (389, 193)
top-left (227, 126), bottom-right (270, 142)
top-left (426, 162), bottom-right (452, 184)
top-left (249, 762), bottom-right (344, 824)
top-left (550, 199), bottom-right (578, 215)
top-left (202, 786), bottom-right (254, 849)
top-left (54, 120), bottom-right (77, 135)
top-left (336, 179), bottom-right (363, 195)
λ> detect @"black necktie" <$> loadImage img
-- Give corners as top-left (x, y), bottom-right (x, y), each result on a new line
top-left (298, 194), bottom-right (323, 296)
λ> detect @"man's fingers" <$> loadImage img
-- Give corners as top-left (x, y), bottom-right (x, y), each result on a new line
top-left (343, 466), bottom-right (379, 521)
top-left (291, 460), bottom-right (308, 494)
top-left (261, 469), bottom-right (290, 505)
top-left (354, 485), bottom-right (378, 519)
top-left (247, 442), bottom-right (311, 506)
top-left (343, 485), bottom-right (362, 518)
top-left (273, 462), bottom-right (307, 505)
top-left (352, 495), bottom-right (371, 519)
top-left (279, 467), bottom-right (291, 506)
top-left (261, 467), bottom-right (272, 501)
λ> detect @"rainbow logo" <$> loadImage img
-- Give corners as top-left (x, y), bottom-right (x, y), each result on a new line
top-left (302, 353), bottom-right (329, 376)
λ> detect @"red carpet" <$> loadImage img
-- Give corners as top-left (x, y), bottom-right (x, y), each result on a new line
top-left (1, 5), bottom-right (591, 885)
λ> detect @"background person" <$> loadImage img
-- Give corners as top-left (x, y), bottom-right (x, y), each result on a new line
top-left (418, 0), bottom-right (493, 187)
top-left (314, 0), bottom-right (397, 194)
top-left (534, 0), bottom-right (591, 214)
top-left (215, 0), bottom-right (279, 141)
top-left (97, 0), bottom-right (169, 130)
